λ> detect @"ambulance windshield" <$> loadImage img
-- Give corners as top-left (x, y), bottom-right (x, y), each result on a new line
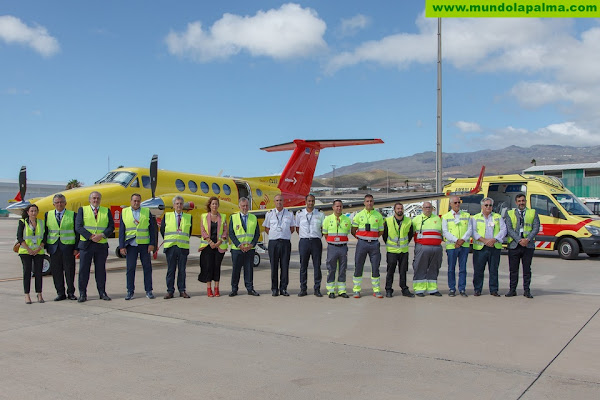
top-left (553, 194), bottom-right (594, 216)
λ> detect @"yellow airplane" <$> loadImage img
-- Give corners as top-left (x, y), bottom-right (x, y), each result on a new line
top-left (7, 139), bottom-right (385, 249)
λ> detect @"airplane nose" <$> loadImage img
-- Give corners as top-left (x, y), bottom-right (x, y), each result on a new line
top-left (6, 200), bottom-right (31, 215)
top-left (141, 198), bottom-right (164, 217)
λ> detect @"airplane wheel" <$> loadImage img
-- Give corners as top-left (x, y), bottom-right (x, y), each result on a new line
top-left (253, 253), bottom-right (260, 268)
top-left (42, 255), bottom-right (52, 276)
top-left (558, 238), bottom-right (579, 260)
top-left (115, 247), bottom-right (126, 259)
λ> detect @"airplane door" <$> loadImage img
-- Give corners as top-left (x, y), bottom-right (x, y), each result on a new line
top-left (235, 181), bottom-right (252, 207)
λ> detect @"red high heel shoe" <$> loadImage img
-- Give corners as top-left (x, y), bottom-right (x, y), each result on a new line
top-left (207, 288), bottom-right (214, 297)
top-left (214, 287), bottom-right (220, 297)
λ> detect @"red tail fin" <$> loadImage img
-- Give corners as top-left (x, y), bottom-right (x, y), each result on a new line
top-left (261, 139), bottom-right (384, 205)
top-left (469, 166), bottom-right (486, 194)
top-left (14, 192), bottom-right (22, 202)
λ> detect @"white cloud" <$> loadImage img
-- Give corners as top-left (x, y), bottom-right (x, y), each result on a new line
top-left (165, 3), bottom-right (327, 62)
top-left (464, 122), bottom-right (600, 148)
top-left (0, 15), bottom-right (60, 57)
top-left (338, 14), bottom-right (371, 37)
top-left (455, 121), bottom-right (482, 133)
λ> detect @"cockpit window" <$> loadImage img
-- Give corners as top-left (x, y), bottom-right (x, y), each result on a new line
top-left (94, 171), bottom-right (136, 187)
top-left (141, 175), bottom-right (151, 189)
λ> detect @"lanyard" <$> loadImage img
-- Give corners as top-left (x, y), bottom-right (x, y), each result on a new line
top-left (305, 211), bottom-right (313, 234)
top-left (275, 209), bottom-right (286, 228)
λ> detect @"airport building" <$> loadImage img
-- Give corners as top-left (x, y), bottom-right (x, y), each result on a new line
top-left (523, 161), bottom-right (600, 198)
top-left (0, 179), bottom-right (67, 215)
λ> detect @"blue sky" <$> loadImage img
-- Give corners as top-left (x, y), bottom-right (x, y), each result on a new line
top-left (1, 1), bottom-right (599, 186)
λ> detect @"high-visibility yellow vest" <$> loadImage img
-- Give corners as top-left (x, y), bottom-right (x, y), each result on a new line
top-left (352, 209), bottom-right (384, 240)
top-left (441, 210), bottom-right (471, 249)
top-left (199, 213), bottom-right (228, 251)
top-left (385, 215), bottom-right (411, 253)
top-left (122, 207), bottom-right (151, 245)
top-left (80, 206), bottom-right (109, 244)
top-left (19, 218), bottom-right (45, 255)
top-left (472, 212), bottom-right (502, 250)
top-left (322, 214), bottom-right (351, 244)
top-left (163, 212), bottom-right (191, 249)
top-left (412, 214), bottom-right (443, 245)
top-left (46, 210), bottom-right (76, 245)
top-left (230, 213), bottom-right (257, 250)
top-left (507, 208), bottom-right (536, 243)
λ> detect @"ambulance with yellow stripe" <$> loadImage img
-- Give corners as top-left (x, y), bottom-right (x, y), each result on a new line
top-left (440, 174), bottom-right (600, 259)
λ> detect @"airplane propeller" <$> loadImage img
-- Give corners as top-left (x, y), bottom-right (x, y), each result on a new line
top-left (19, 166), bottom-right (26, 201)
top-left (150, 154), bottom-right (157, 199)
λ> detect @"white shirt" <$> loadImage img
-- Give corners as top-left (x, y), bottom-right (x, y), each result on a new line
top-left (263, 208), bottom-right (295, 240)
top-left (295, 208), bottom-right (324, 239)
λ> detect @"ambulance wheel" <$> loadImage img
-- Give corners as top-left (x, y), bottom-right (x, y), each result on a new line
top-left (253, 253), bottom-right (260, 268)
top-left (42, 255), bottom-right (52, 276)
top-left (115, 247), bottom-right (126, 259)
top-left (558, 238), bottom-right (579, 260)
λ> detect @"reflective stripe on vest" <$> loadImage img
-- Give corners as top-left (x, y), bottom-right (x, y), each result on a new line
top-left (472, 212), bottom-right (502, 250)
top-left (46, 210), bottom-right (76, 245)
top-left (163, 212), bottom-right (191, 249)
top-left (230, 213), bottom-right (257, 250)
top-left (19, 219), bottom-right (46, 255)
top-left (122, 207), bottom-right (150, 244)
top-left (507, 209), bottom-right (536, 244)
top-left (80, 206), bottom-right (109, 244)
top-left (199, 213), bottom-right (228, 251)
top-left (413, 214), bottom-right (443, 245)
top-left (353, 209), bottom-right (384, 240)
top-left (322, 214), bottom-right (351, 244)
top-left (442, 211), bottom-right (470, 249)
top-left (385, 215), bottom-right (411, 253)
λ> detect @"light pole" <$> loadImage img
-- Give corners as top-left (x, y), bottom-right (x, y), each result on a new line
top-left (331, 165), bottom-right (337, 196)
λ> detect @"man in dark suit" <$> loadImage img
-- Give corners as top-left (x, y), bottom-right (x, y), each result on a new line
top-left (160, 195), bottom-right (192, 299)
top-left (119, 193), bottom-right (157, 300)
top-left (45, 193), bottom-right (79, 301)
top-left (75, 191), bottom-right (115, 302)
top-left (504, 193), bottom-right (540, 299)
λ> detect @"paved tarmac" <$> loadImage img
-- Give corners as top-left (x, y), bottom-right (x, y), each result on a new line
top-left (0, 217), bottom-right (599, 399)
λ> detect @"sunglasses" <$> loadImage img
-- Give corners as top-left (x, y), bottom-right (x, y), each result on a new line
top-left (483, 204), bottom-right (493, 207)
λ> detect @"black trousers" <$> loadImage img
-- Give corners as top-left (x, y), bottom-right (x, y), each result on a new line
top-left (269, 239), bottom-right (291, 291)
top-left (165, 246), bottom-right (188, 294)
top-left (508, 245), bottom-right (534, 291)
top-left (231, 249), bottom-right (255, 292)
top-left (78, 243), bottom-right (109, 295)
top-left (298, 238), bottom-right (322, 291)
top-left (125, 244), bottom-right (153, 293)
top-left (50, 248), bottom-right (76, 296)
top-left (20, 254), bottom-right (43, 294)
top-left (385, 252), bottom-right (409, 291)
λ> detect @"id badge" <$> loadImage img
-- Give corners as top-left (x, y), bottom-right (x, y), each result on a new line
top-left (276, 227), bottom-right (283, 232)
top-left (519, 227), bottom-right (524, 234)
top-left (334, 237), bottom-right (340, 242)
top-left (488, 221), bottom-right (495, 227)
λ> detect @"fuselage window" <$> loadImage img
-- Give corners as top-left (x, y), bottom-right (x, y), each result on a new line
top-left (212, 183), bottom-right (221, 194)
top-left (223, 184), bottom-right (231, 195)
top-left (189, 180), bottom-right (198, 193)
top-left (175, 179), bottom-right (186, 192)
top-left (201, 182), bottom-right (209, 194)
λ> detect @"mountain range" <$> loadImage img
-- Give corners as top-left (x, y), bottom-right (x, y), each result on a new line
top-left (315, 145), bottom-right (600, 188)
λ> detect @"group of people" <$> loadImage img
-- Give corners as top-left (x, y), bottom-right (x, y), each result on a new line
top-left (16, 190), bottom-right (539, 304)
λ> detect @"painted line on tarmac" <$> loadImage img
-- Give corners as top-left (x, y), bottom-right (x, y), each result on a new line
top-left (517, 306), bottom-right (600, 399)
